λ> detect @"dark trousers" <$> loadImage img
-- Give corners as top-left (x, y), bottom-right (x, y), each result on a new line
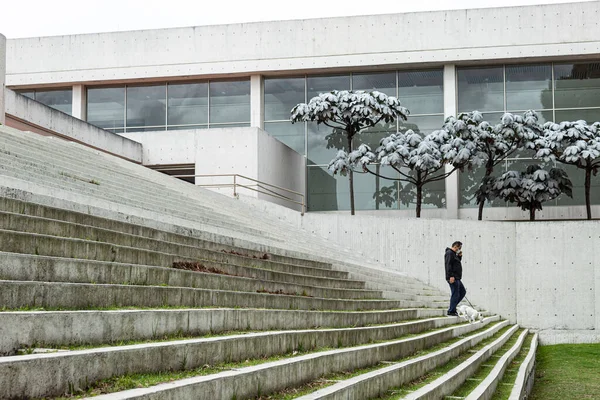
top-left (448, 279), bottom-right (466, 313)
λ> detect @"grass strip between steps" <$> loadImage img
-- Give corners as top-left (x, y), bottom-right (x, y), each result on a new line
top-left (253, 321), bottom-right (502, 400)
top-left (490, 332), bottom-right (535, 400)
top-left (17, 316), bottom-right (446, 352)
top-left (48, 321), bottom-right (470, 399)
top-left (375, 324), bottom-right (513, 399)
top-left (448, 328), bottom-right (525, 398)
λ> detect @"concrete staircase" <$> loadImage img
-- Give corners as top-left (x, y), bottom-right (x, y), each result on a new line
top-left (0, 125), bottom-right (537, 399)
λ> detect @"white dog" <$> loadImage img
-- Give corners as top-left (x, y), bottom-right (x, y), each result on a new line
top-left (456, 305), bottom-right (484, 324)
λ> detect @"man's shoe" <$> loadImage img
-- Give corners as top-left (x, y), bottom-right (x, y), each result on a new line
top-left (447, 311), bottom-right (458, 316)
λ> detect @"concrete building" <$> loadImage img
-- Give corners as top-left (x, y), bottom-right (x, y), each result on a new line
top-left (3, 1), bottom-right (600, 219)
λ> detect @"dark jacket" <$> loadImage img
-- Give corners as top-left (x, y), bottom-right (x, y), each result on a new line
top-left (445, 247), bottom-right (462, 281)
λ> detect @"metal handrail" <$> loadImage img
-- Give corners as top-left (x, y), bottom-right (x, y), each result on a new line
top-left (172, 173), bottom-right (305, 215)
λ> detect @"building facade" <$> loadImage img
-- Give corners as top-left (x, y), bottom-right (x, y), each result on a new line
top-left (4, 1), bottom-right (600, 219)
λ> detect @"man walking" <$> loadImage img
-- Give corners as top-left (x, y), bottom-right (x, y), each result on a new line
top-left (445, 241), bottom-right (466, 316)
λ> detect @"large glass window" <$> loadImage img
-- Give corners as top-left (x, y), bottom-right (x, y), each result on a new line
top-left (458, 67), bottom-right (504, 113)
top-left (458, 62), bottom-right (600, 208)
top-left (266, 70), bottom-right (445, 211)
top-left (264, 77), bottom-right (305, 121)
top-left (209, 80), bottom-right (251, 125)
top-left (86, 78), bottom-right (249, 132)
top-left (398, 70), bottom-right (443, 115)
top-left (506, 64), bottom-right (552, 111)
top-left (554, 63), bottom-right (600, 109)
top-left (167, 83), bottom-right (208, 128)
top-left (87, 87), bottom-right (125, 132)
top-left (126, 84), bottom-right (166, 131)
top-left (352, 72), bottom-right (396, 96)
top-left (17, 88), bottom-right (73, 115)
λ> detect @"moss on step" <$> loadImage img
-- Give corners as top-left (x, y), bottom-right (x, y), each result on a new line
top-left (449, 328), bottom-right (524, 398)
top-left (46, 321), bottom-right (470, 398)
top-left (252, 322), bottom-right (501, 399)
top-left (376, 324), bottom-right (512, 399)
top-left (490, 332), bottom-right (534, 400)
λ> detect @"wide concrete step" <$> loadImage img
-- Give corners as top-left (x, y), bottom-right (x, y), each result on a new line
top-left (0, 211), bottom-right (349, 279)
top-left (0, 158), bottom-right (273, 241)
top-left (0, 316), bottom-right (497, 399)
top-left (508, 333), bottom-right (538, 400)
top-left (0, 196), bottom-right (334, 270)
top-left (402, 324), bottom-right (520, 399)
top-left (464, 329), bottom-right (529, 400)
top-left (0, 253), bottom-right (380, 301)
top-left (0, 230), bottom-right (366, 290)
top-left (295, 318), bottom-right (508, 400)
top-left (0, 308), bottom-right (446, 356)
top-left (0, 280), bottom-right (413, 311)
top-left (0, 140), bottom-right (243, 225)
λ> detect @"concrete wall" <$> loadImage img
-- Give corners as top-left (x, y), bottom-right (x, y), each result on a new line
top-left (5, 2), bottom-right (600, 86)
top-left (4, 89), bottom-right (142, 163)
top-left (237, 201), bottom-right (599, 339)
top-left (123, 127), bottom-right (305, 211)
top-left (0, 34), bottom-right (5, 124)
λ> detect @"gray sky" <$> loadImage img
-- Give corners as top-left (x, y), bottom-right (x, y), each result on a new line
top-left (3, 0), bottom-right (596, 38)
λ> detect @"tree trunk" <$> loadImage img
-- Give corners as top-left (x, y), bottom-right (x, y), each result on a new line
top-left (477, 163), bottom-right (494, 221)
top-left (529, 207), bottom-right (536, 221)
top-left (348, 134), bottom-right (355, 216)
top-left (585, 167), bottom-right (592, 220)
top-left (416, 173), bottom-right (423, 218)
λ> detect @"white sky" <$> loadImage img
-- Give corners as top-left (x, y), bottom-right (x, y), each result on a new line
top-left (2, 0), bottom-right (596, 38)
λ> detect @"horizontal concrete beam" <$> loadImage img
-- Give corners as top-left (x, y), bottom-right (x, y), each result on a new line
top-left (3, 91), bottom-right (142, 163)
top-left (0, 308), bottom-right (446, 356)
top-left (5, 2), bottom-right (600, 85)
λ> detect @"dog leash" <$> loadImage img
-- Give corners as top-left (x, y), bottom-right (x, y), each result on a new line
top-left (464, 295), bottom-right (476, 309)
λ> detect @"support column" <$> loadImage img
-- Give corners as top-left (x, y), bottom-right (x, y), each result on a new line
top-left (0, 34), bottom-right (6, 125)
top-left (250, 75), bottom-right (264, 129)
top-left (444, 64), bottom-right (459, 219)
top-left (72, 84), bottom-right (87, 121)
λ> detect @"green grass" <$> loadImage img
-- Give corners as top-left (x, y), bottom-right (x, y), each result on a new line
top-left (450, 328), bottom-right (524, 398)
top-left (529, 343), bottom-right (600, 400)
top-left (376, 324), bottom-right (511, 399)
top-left (490, 333), bottom-right (535, 400)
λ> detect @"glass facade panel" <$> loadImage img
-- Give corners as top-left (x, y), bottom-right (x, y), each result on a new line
top-left (554, 63), bottom-right (600, 109)
top-left (19, 91), bottom-right (35, 99)
top-left (87, 87), bottom-right (125, 130)
top-left (307, 122), bottom-right (347, 165)
top-left (555, 108), bottom-right (600, 123)
top-left (307, 75), bottom-right (350, 100)
top-left (126, 85), bottom-right (166, 128)
top-left (352, 72), bottom-right (396, 96)
top-left (264, 77), bottom-right (305, 121)
top-left (264, 121), bottom-right (305, 154)
top-left (34, 89), bottom-right (73, 115)
top-left (209, 122), bottom-right (251, 128)
top-left (307, 166), bottom-right (402, 211)
top-left (555, 164), bottom-right (600, 206)
top-left (354, 121), bottom-right (397, 152)
top-left (458, 66), bottom-right (504, 112)
top-left (398, 70), bottom-right (443, 115)
top-left (209, 80), bottom-right (251, 124)
top-left (167, 125), bottom-right (208, 131)
top-left (167, 83), bottom-right (208, 126)
top-left (505, 64), bottom-right (552, 111)
top-left (399, 115), bottom-right (444, 134)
